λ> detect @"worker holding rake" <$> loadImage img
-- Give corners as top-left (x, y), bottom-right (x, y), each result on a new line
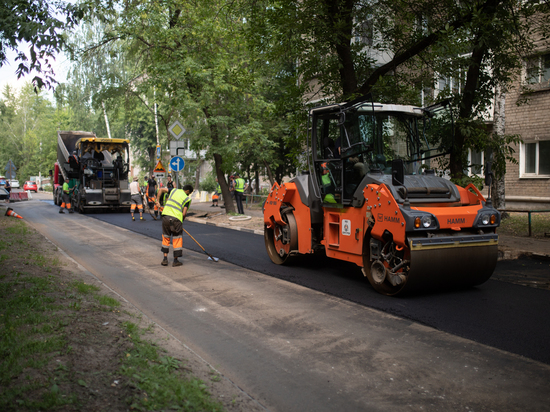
top-left (156, 184), bottom-right (193, 267)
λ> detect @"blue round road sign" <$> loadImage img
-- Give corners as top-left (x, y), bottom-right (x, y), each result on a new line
top-left (170, 156), bottom-right (185, 172)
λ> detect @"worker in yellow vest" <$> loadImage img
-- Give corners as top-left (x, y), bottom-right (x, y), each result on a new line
top-left (321, 162), bottom-right (337, 204)
top-left (59, 181), bottom-right (74, 213)
top-left (156, 184), bottom-right (194, 267)
top-left (233, 173), bottom-right (247, 214)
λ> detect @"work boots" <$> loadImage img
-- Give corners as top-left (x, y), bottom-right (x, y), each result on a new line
top-left (172, 259), bottom-right (182, 267)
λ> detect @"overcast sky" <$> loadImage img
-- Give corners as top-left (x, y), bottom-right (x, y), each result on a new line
top-left (0, 45), bottom-right (71, 97)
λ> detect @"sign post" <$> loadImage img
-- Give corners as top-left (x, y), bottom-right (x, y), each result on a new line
top-left (170, 156), bottom-right (185, 189)
top-left (5, 159), bottom-right (16, 180)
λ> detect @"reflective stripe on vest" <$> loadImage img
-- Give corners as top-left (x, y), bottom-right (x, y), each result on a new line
top-left (234, 178), bottom-right (245, 192)
top-left (162, 189), bottom-right (191, 222)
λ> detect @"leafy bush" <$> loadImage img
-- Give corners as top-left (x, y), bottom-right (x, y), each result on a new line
top-left (451, 175), bottom-right (484, 190)
top-left (200, 175), bottom-right (217, 192)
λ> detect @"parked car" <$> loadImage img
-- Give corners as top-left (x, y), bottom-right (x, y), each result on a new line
top-left (23, 181), bottom-right (38, 192)
top-left (10, 179), bottom-right (20, 188)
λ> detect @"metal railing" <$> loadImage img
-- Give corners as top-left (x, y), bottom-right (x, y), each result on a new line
top-left (499, 209), bottom-right (550, 237)
top-left (244, 193), bottom-right (267, 208)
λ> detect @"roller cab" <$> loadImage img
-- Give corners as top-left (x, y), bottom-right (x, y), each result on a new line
top-left (264, 96), bottom-right (500, 296)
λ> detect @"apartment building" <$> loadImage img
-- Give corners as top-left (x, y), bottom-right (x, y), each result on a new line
top-left (504, 49), bottom-right (550, 210)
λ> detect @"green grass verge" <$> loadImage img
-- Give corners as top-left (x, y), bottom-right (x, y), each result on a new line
top-left (499, 212), bottom-right (550, 238)
top-left (119, 321), bottom-right (224, 411)
top-left (0, 218), bottom-right (225, 411)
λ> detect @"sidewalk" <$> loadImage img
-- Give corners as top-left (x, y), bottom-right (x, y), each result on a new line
top-left (188, 201), bottom-right (550, 260)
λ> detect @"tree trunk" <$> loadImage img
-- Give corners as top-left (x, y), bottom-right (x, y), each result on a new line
top-left (450, 34), bottom-right (487, 180)
top-left (214, 154), bottom-right (235, 213)
top-left (491, 85), bottom-right (506, 211)
top-left (203, 106), bottom-right (236, 214)
top-left (326, 0), bottom-right (357, 97)
top-left (254, 168), bottom-right (260, 195)
top-left (263, 160), bottom-right (276, 187)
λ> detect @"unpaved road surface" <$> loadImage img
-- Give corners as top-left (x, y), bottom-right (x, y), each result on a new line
top-left (9, 196), bottom-right (550, 411)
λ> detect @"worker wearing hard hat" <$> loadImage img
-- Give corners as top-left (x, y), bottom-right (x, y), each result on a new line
top-left (156, 184), bottom-right (194, 267)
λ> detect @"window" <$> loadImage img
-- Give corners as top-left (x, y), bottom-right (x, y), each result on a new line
top-left (525, 53), bottom-right (550, 84)
top-left (434, 55), bottom-right (469, 97)
top-left (468, 149), bottom-right (484, 176)
top-left (354, 19), bottom-right (374, 47)
top-left (521, 141), bottom-right (550, 177)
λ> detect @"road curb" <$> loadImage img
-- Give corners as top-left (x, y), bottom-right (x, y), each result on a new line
top-left (187, 217), bottom-right (264, 236)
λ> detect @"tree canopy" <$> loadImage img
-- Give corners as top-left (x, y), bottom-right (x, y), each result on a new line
top-left (0, 0), bottom-right (84, 89)
top-left (3, 0), bottom-right (550, 195)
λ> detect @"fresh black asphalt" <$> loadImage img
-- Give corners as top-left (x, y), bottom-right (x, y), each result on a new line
top-left (86, 210), bottom-right (550, 365)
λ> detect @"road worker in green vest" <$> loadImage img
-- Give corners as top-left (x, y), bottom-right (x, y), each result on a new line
top-left (321, 162), bottom-right (337, 204)
top-left (211, 178), bottom-right (221, 207)
top-left (156, 184), bottom-right (194, 267)
top-left (233, 173), bottom-right (247, 214)
top-left (59, 181), bottom-right (74, 213)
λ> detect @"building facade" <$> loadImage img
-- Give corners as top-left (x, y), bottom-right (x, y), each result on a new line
top-left (504, 49), bottom-right (550, 210)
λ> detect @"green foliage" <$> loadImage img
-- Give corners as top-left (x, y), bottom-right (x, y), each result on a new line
top-left (247, 0), bottom-right (550, 181)
top-left (200, 174), bottom-right (217, 192)
top-left (451, 174), bottom-right (484, 191)
top-left (0, 84), bottom-right (59, 182)
top-left (0, 0), bottom-right (84, 90)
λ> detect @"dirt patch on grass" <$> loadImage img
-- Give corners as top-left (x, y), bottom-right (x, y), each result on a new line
top-left (0, 213), bottom-right (263, 411)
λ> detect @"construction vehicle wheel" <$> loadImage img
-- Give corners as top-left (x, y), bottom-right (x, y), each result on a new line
top-left (362, 235), bottom-right (498, 296)
top-left (76, 193), bottom-right (86, 214)
top-left (362, 236), bottom-right (409, 296)
top-left (264, 210), bottom-right (298, 265)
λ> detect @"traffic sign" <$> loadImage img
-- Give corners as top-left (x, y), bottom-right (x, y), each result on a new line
top-left (170, 156), bottom-right (185, 172)
top-left (154, 160), bottom-right (166, 173)
top-left (156, 145), bottom-right (161, 160)
top-left (5, 159), bottom-right (17, 180)
top-left (170, 140), bottom-right (187, 156)
top-left (169, 121), bottom-right (186, 140)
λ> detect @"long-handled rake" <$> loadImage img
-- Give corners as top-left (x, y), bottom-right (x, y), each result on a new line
top-left (182, 227), bottom-right (220, 262)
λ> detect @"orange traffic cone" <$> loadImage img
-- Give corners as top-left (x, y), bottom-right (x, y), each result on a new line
top-left (5, 207), bottom-right (23, 219)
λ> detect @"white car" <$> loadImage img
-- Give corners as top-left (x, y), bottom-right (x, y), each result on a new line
top-left (9, 180), bottom-right (20, 188)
